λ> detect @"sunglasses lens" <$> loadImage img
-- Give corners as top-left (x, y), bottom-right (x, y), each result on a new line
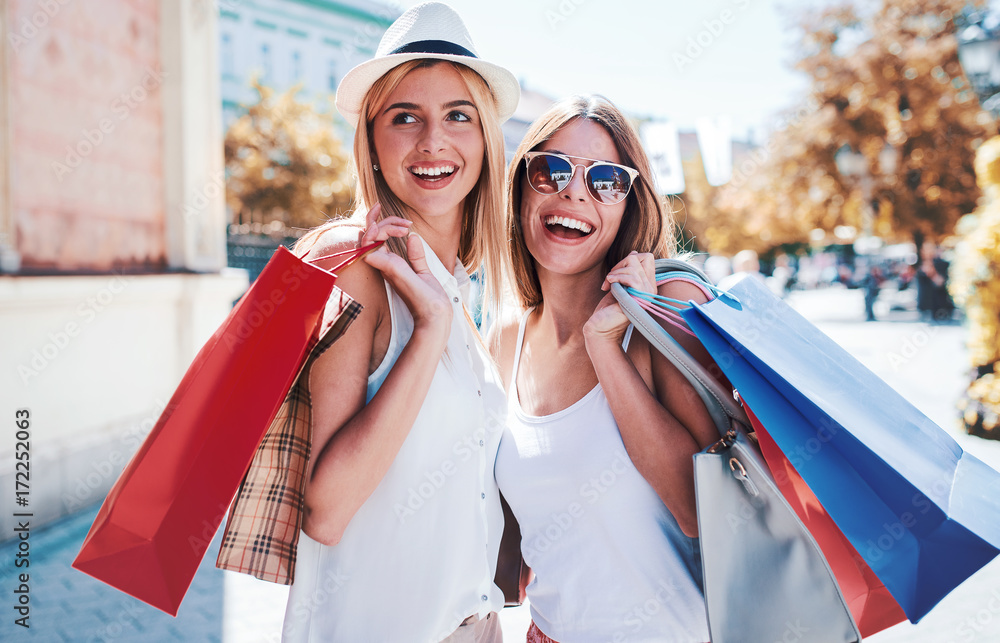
top-left (587, 164), bottom-right (633, 204)
top-left (527, 154), bottom-right (573, 194)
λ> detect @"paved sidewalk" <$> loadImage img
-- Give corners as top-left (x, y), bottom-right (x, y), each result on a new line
top-left (4, 287), bottom-right (1000, 642)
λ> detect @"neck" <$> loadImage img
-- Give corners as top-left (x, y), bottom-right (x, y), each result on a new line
top-left (409, 206), bottom-right (464, 273)
top-left (533, 262), bottom-right (607, 345)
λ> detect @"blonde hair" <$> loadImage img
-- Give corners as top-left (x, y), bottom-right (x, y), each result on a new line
top-left (505, 95), bottom-right (677, 309)
top-left (297, 59), bottom-right (507, 310)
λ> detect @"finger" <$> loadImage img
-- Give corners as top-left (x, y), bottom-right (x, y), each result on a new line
top-left (363, 223), bottom-right (411, 245)
top-left (405, 234), bottom-right (432, 275)
top-left (607, 271), bottom-right (652, 292)
top-left (636, 253), bottom-right (656, 280)
top-left (364, 202), bottom-right (382, 231)
top-left (603, 269), bottom-right (635, 291)
top-left (364, 245), bottom-right (414, 282)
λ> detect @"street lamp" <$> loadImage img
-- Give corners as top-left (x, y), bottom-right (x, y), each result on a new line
top-left (957, 12), bottom-right (1000, 115)
top-left (834, 145), bottom-right (878, 252)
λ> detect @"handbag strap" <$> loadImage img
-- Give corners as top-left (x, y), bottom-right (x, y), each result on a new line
top-left (610, 258), bottom-right (746, 437)
top-left (310, 240), bottom-right (385, 273)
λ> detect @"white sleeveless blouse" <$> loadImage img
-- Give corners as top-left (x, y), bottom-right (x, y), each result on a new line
top-left (494, 309), bottom-right (710, 643)
top-left (283, 238), bottom-right (506, 643)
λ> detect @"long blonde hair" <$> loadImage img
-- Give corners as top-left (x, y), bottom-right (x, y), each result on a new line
top-left (505, 95), bottom-right (677, 309)
top-left (298, 59), bottom-right (508, 309)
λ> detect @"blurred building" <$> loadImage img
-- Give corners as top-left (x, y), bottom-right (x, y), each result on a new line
top-left (0, 0), bottom-right (249, 540)
top-left (218, 0), bottom-right (401, 132)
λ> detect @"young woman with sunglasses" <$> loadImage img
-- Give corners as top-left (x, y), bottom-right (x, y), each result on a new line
top-left (281, 4), bottom-right (519, 642)
top-left (492, 96), bottom-right (718, 643)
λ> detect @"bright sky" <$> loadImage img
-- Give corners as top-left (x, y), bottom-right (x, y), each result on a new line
top-left (395, 0), bottom-right (833, 142)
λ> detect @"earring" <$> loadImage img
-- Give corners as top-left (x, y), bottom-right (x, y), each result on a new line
top-left (373, 163), bottom-right (380, 171)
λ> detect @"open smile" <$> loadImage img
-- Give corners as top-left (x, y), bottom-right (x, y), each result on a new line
top-left (408, 164), bottom-right (458, 187)
top-left (543, 214), bottom-right (594, 240)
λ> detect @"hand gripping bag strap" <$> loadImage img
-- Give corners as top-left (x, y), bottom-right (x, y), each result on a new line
top-left (610, 258), bottom-right (743, 435)
top-left (611, 257), bottom-right (861, 643)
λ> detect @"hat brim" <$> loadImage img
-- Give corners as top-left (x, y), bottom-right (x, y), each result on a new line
top-left (335, 52), bottom-right (520, 129)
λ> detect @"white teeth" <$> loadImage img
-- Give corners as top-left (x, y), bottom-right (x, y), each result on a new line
top-left (544, 215), bottom-right (593, 234)
top-left (411, 166), bottom-right (456, 176)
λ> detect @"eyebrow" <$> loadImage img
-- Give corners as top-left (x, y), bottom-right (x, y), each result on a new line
top-left (382, 100), bottom-right (478, 115)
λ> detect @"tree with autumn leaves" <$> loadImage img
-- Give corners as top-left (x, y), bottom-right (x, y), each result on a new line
top-left (224, 81), bottom-right (355, 233)
top-left (682, 0), bottom-right (996, 255)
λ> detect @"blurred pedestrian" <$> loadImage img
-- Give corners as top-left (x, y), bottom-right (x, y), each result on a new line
top-left (862, 262), bottom-right (883, 322)
top-left (717, 248), bottom-right (765, 290)
top-left (916, 241), bottom-right (954, 323)
top-left (768, 252), bottom-right (795, 297)
top-left (703, 254), bottom-right (732, 285)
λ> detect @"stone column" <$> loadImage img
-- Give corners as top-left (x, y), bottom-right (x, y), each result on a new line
top-left (160, 0), bottom-right (227, 273)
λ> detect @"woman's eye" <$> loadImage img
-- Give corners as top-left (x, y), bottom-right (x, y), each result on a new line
top-left (448, 111), bottom-right (471, 122)
top-left (392, 113), bottom-right (417, 125)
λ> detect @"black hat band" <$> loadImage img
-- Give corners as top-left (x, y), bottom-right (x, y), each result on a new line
top-left (389, 39), bottom-right (477, 59)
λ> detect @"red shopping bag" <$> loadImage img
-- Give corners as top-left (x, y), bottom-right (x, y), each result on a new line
top-left (72, 242), bottom-right (378, 615)
top-left (744, 403), bottom-right (907, 637)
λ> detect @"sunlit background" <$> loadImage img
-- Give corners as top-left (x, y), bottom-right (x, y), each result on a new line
top-left (4, 0), bottom-right (1000, 641)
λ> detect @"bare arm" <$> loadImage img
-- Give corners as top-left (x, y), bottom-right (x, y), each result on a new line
top-left (302, 214), bottom-right (452, 546)
top-left (583, 253), bottom-right (718, 538)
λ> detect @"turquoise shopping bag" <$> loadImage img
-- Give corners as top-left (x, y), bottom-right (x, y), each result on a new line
top-left (680, 275), bottom-right (1000, 622)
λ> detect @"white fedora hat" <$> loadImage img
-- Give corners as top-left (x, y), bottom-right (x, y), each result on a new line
top-left (335, 2), bottom-right (520, 128)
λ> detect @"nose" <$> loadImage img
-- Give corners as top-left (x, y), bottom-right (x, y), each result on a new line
top-left (561, 163), bottom-right (588, 202)
top-left (418, 120), bottom-right (447, 155)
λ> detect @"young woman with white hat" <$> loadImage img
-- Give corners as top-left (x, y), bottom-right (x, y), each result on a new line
top-left (284, 3), bottom-right (519, 641)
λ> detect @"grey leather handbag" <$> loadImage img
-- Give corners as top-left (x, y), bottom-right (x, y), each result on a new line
top-left (611, 259), bottom-right (861, 643)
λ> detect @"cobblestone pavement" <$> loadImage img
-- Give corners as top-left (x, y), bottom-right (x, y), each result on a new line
top-left (4, 287), bottom-right (1000, 642)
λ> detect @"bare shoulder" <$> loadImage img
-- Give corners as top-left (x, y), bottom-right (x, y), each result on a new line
top-left (304, 224), bottom-right (384, 309)
top-left (486, 307), bottom-right (524, 388)
top-left (657, 277), bottom-right (712, 306)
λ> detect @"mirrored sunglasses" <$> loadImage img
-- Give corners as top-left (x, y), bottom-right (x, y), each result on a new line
top-left (524, 151), bottom-right (639, 205)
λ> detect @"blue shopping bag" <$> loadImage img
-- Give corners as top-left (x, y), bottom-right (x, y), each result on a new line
top-left (680, 275), bottom-right (1000, 622)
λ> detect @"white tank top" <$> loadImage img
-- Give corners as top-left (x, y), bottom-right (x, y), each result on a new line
top-left (494, 309), bottom-right (710, 643)
top-left (284, 239), bottom-right (506, 643)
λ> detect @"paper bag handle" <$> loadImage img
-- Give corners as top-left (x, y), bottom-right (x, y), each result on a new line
top-left (310, 240), bottom-right (385, 275)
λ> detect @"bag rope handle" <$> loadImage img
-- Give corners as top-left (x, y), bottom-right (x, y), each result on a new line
top-left (310, 240), bottom-right (385, 274)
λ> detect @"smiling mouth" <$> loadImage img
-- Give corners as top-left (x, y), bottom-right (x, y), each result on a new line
top-left (544, 214), bottom-right (594, 239)
top-left (409, 165), bottom-right (457, 181)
